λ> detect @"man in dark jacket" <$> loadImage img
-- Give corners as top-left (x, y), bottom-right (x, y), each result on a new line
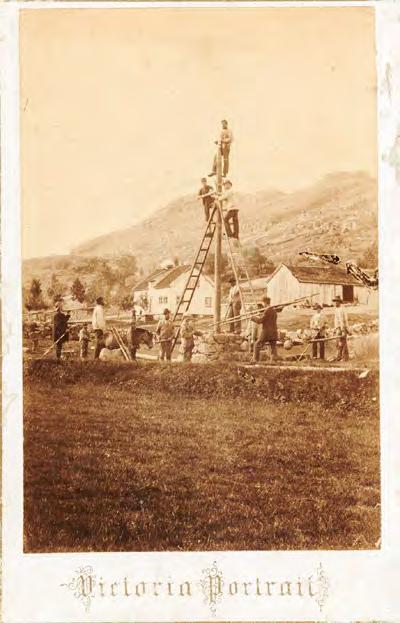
top-left (53, 302), bottom-right (70, 361)
top-left (251, 296), bottom-right (281, 362)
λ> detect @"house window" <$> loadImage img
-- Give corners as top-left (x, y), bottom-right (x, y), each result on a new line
top-left (205, 297), bottom-right (212, 308)
top-left (159, 296), bottom-right (168, 304)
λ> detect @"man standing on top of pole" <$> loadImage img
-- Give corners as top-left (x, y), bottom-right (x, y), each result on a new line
top-left (209, 119), bottom-right (233, 178)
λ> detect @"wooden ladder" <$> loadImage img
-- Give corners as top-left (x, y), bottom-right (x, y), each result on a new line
top-left (170, 205), bottom-right (217, 353)
top-left (219, 202), bottom-right (257, 316)
top-left (111, 326), bottom-right (132, 361)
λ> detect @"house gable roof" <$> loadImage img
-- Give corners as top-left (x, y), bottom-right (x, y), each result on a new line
top-left (154, 265), bottom-right (190, 289)
top-left (132, 268), bottom-right (166, 292)
top-left (267, 263), bottom-right (365, 287)
top-left (134, 264), bottom-right (215, 292)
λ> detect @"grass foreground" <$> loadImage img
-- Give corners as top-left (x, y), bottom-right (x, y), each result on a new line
top-left (24, 360), bottom-right (380, 552)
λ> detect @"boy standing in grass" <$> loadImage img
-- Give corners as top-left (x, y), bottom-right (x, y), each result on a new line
top-left (79, 323), bottom-right (90, 361)
top-left (310, 303), bottom-right (326, 360)
top-left (180, 313), bottom-right (202, 362)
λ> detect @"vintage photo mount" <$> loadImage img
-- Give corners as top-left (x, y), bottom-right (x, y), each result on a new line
top-left (1, 1), bottom-right (400, 621)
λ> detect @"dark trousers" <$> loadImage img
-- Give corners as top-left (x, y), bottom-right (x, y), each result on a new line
top-left (212, 144), bottom-right (231, 176)
top-left (312, 333), bottom-right (325, 359)
top-left (55, 341), bottom-right (63, 360)
top-left (254, 338), bottom-right (278, 362)
top-left (203, 201), bottom-right (215, 223)
top-left (224, 209), bottom-right (239, 238)
top-left (227, 300), bottom-right (242, 334)
top-left (80, 340), bottom-right (89, 360)
top-left (182, 337), bottom-right (194, 362)
top-left (159, 339), bottom-right (173, 361)
top-left (94, 329), bottom-right (104, 359)
top-left (336, 335), bottom-right (349, 361)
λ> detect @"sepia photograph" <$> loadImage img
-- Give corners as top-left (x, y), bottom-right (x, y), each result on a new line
top-left (20, 6), bottom-right (380, 554)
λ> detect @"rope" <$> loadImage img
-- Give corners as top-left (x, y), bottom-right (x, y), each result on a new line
top-left (38, 331), bottom-right (68, 360)
top-left (201, 294), bottom-right (319, 331)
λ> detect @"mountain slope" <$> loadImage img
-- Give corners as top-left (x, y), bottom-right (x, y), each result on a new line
top-left (72, 171), bottom-right (377, 270)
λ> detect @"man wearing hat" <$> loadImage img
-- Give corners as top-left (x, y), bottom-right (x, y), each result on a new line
top-left (197, 178), bottom-right (216, 223)
top-left (250, 296), bottom-right (282, 363)
top-left (310, 303), bottom-right (327, 360)
top-left (156, 308), bottom-right (175, 362)
top-left (92, 296), bottom-right (107, 359)
top-left (209, 119), bottom-right (234, 178)
top-left (180, 312), bottom-right (203, 362)
top-left (227, 277), bottom-right (242, 334)
top-left (220, 180), bottom-right (239, 239)
top-left (333, 295), bottom-right (349, 361)
top-left (53, 301), bottom-right (71, 361)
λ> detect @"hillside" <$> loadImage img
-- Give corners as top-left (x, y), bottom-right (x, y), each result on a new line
top-left (71, 171), bottom-right (377, 269)
top-left (23, 171), bottom-right (377, 296)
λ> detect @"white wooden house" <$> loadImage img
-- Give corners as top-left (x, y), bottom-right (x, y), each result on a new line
top-left (262, 263), bottom-right (378, 307)
top-left (133, 265), bottom-right (215, 317)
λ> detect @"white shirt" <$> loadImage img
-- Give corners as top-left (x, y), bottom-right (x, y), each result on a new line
top-left (228, 284), bottom-right (240, 303)
top-left (92, 304), bottom-right (106, 331)
top-left (310, 311), bottom-right (326, 332)
top-left (219, 128), bottom-right (234, 145)
top-left (220, 189), bottom-right (237, 211)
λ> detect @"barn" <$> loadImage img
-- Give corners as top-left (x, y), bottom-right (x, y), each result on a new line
top-left (263, 263), bottom-right (378, 307)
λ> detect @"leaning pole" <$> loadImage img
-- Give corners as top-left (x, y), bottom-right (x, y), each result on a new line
top-left (213, 147), bottom-right (223, 333)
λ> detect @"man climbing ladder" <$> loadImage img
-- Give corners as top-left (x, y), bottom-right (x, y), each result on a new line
top-left (220, 179), bottom-right (239, 239)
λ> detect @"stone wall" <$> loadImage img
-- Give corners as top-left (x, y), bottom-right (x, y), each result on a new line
top-left (191, 332), bottom-right (250, 364)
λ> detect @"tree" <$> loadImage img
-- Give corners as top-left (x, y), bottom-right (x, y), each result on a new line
top-left (243, 246), bottom-right (272, 277)
top-left (204, 252), bottom-right (229, 278)
top-left (26, 278), bottom-right (46, 310)
top-left (71, 277), bottom-right (86, 303)
top-left (85, 282), bottom-right (110, 305)
top-left (119, 294), bottom-right (133, 311)
top-left (47, 273), bottom-right (63, 304)
top-left (113, 255), bottom-right (138, 283)
top-left (358, 241), bottom-right (378, 268)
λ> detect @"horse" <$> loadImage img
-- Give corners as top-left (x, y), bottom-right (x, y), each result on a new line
top-left (129, 327), bottom-right (154, 359)
top-left (103, 327), bottom-right (154, 360)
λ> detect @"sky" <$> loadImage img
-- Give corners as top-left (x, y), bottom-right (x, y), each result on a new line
top-left (20, 6), bottom-right (377, 258)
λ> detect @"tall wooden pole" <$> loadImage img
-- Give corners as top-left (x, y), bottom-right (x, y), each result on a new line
top-left (214, 145), bottom-right (223, 332)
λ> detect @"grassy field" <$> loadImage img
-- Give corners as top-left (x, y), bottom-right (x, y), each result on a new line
top-left (24, 361), bottom-right (380, 552)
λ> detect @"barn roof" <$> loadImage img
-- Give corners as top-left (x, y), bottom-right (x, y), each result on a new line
top-left (267, 263), bottom-right (365, 286)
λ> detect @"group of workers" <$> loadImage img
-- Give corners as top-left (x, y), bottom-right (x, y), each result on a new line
top-left (154, 307), bottom-right (203, 362)
top-left (248, 294), bottom-right (350, 363)
top-left (198, 120), bottom-right (239, 239)
top-left (49, 117), bottom-right (351, 365)
top-left (51, 286), bottom-right (350, 364)
top-left (52, 296), bottom-right (107, 361)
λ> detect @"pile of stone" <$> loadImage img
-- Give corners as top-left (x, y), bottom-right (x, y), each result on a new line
top-left (283, 319), bottom-right (379, 344)
top-left (190, 319), bottom-right (379, 364)
top-left (191, 332), bottom-right (249, 364)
